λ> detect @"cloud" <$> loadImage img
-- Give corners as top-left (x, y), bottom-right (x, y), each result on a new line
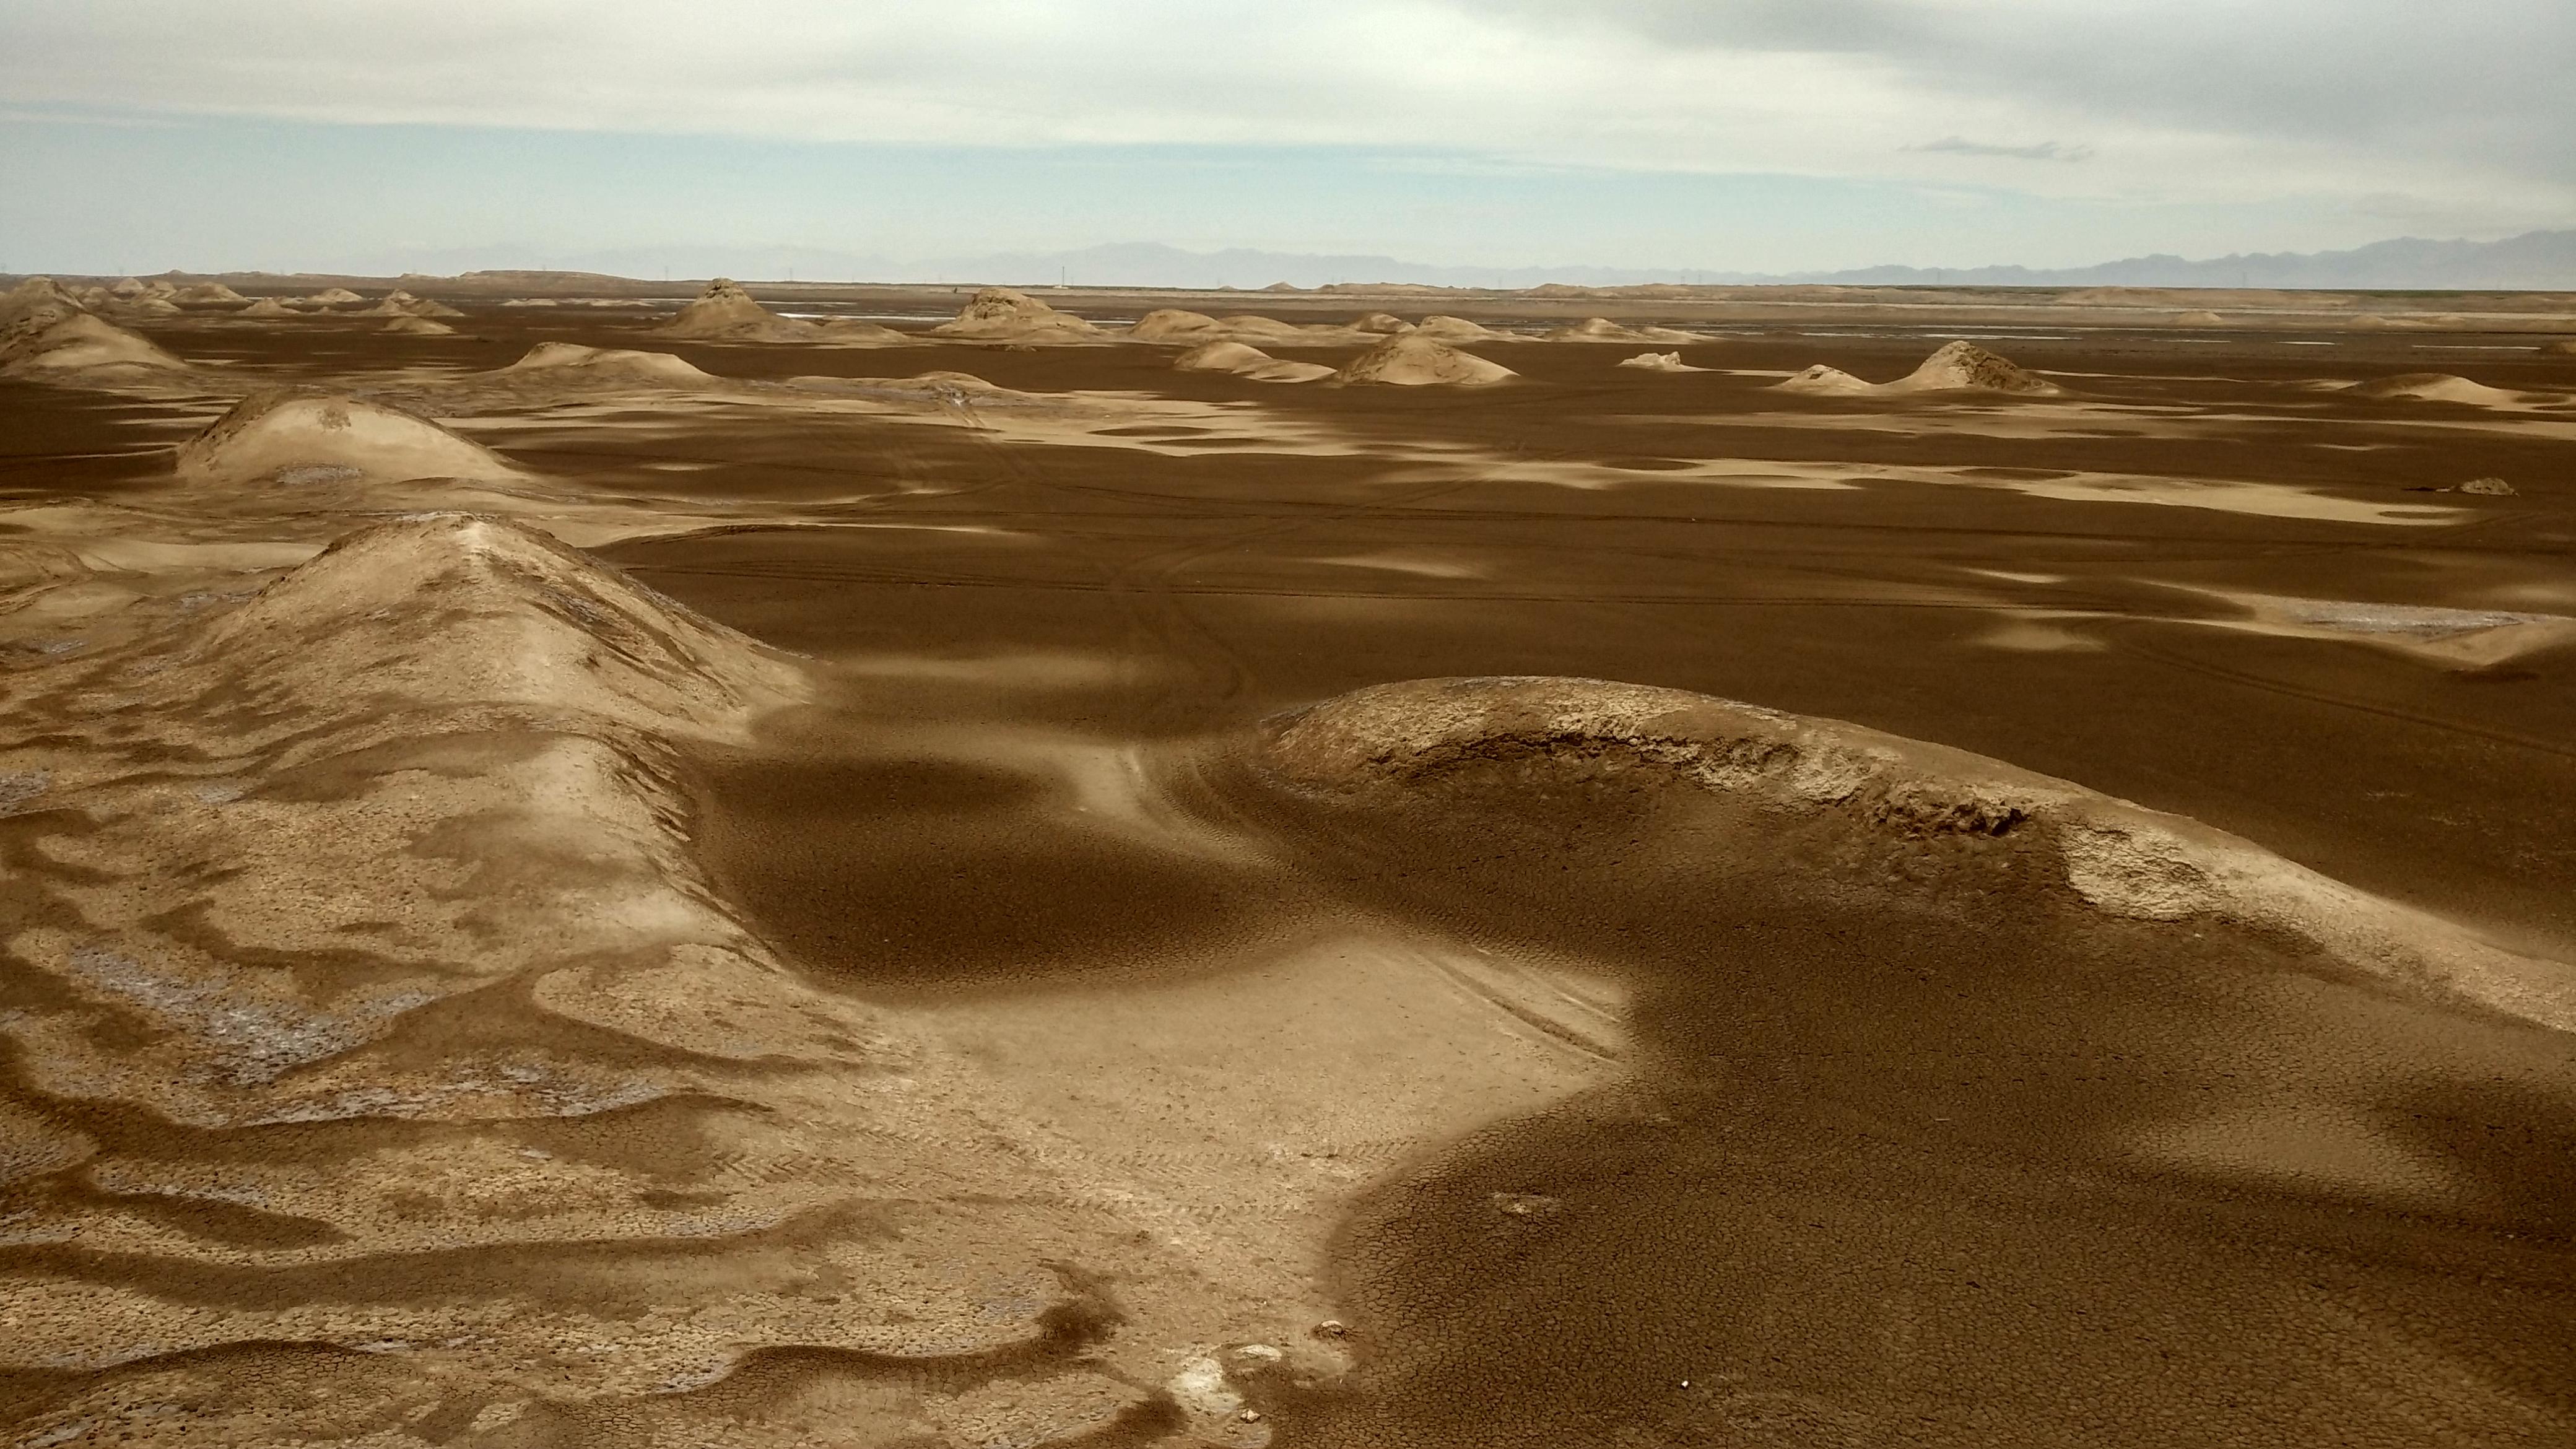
top-left (1910, 137), bottom-right (2094, 163)
top-left (0, 0), bottom-right (2565, 229)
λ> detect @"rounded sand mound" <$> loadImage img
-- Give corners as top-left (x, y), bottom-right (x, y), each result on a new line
top-left (1336, 333), bottom-right (1516, 386)
top-left (1412, 315), bottom-right (1511, 343)
top-left (1775, 363), bottom-right (1876, 395)
top-left (175, 391), bottom-right (523, 485)
top-left (1352, 312), bottom-right (1416, 334)
top-left (1891, 340), bottom-right (2064, 394)
top-left (499, 341), bottom-right (711, 383)
top-left (1546, 316), bottom-right (1698, 344)
top-left (929, 287), bottom-right (1105, 342)
top-left (1616, 351), bottom-right (1704, 372)
top-left (305, 287), bottom-right (364, 305)
top-left (381, 315), bottom-right (456, 336)
top-left (1250, 676), bottom-right (2570, 1029)
top-left (108, 276), bottom-right (147, 298)
top-left (2345, 373), bottom-right (2523, 406)
top-left (2176, 310), bottom-right (2227, 326)
top-left (170, 282), bottom-right (248, 307)
top-left (1173, 340), bottom-right (1336, 383)
top-left (1131, 308), bottom-right (1222, 341)
top-left (814, 316), bottom-right (908, 344)
top-left (239, 297), bottom-right (298, 318)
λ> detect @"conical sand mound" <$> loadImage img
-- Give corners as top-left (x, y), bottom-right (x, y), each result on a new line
top-left (1776, 343), bottom-right (2061, 398)
top-left (238, 297), bottom-right (297, 318)
top-left (1892, 340), bottom-right (2063, 394)
top-left (0, 278), bottom-right (189, 377)
top-left (498, 341), bottom-right (713, 384)
top-left (1131, 308), bottom-right (1223, 341)
top-left (1546, 316), bottom-right (1697, 344)
top-left (2344, 373), bottom-right (2525, 407)
top-left (170, 281), bottom-right (248, 307)
top-left (380, 315), bottom-right (456, 335)
top-left (1173, 339), bottom-right (1336, 383)
top-left (305, 286), bottom-right (364, 305)
top-left (1336, 333), bottom-right (1517, 386)
top-left (194, 513), bottom-right (800, 734)
top-left (929, 286), bottom-right (1105, 342)
top-left (1352, 312), bottom-right (1416, 334)
top-left (653, 277), bottom-right (818, 341)
top-left (175, 391), bottom-right (523, 485)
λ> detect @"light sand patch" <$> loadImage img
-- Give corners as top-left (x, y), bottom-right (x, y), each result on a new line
top-left (1976, 616), bottom-right (2106, 653)
top-left (2174, 587), bottom-right (2576, 667)
top-left (1616, 351), bottom-right (1705, 372)
top-left (1307, 550), bottom-right (1486, 580)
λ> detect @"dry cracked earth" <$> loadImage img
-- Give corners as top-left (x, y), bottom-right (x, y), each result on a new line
top-left (1, 273), bottom-right (2574, 1447)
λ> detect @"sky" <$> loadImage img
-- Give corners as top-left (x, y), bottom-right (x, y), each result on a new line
top-left (2, 1), bottom-right (2570, 279)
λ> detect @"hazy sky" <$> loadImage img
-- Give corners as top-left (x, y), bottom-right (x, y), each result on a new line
top-left (2, 1), bottom-right (2568, 276)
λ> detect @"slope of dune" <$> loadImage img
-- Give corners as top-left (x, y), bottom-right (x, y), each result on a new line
top-left (1336, 333), bottom-right (1517, 386)
top-left (1172, 339), bottom-right (1336, 383)
top-left (1129, 307), bottom-right (1224, 341)
top-left (2344, 372), bottom-right (2526, 406)
top-left (1545, 316), bottom-right (1698, 344)
top-left (928, 285), bottom-right (1106, 342)
top-left (175, 391), bottom-right (523, 485)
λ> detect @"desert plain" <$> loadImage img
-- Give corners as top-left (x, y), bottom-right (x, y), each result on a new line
top-left (1, 269), bottom-right (2574, 1447)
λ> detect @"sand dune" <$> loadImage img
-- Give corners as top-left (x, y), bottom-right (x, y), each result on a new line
top-left (305, 286), bottom-right (364, 305)
top-left (652, 278), bottom-right (908, 344)
top-left (1353, 311), bottom-right (1416, 334)
top-left (928, 285), bottom-right (1106, 343)
top-left (169, 281), bottom-right (248, 307)
top-left (2176, 309), bottom-right (2227, 326)
top-left (108, 276), bottom-right (146, 297)
top-left (239, 297), bottom-right (298, 318)
top-left (175, 391), bottom-right (524, 485)
top-left (1336, 333), bottom-right (1517, 386)
top-left (0, 278), bottom-right (190, 378)
top-left (2344, 372), bottom-right (2528, 406)
top-left (500, 340), bottom-right (713, 385)
top-left (1173, 339), bottom-right (1336, 383)
top-left (1778, 341), bottom-right (2064, 397)
top-left (1616, 350), bottom-right (1704, 372)
top-left (379, 315), bottom-right (456, 335)
top-left (1544, 316), bottom-right (1698, 344)
top-left (1412, 314), bottom-right (1513, 343)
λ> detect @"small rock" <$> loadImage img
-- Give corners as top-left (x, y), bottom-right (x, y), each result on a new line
top-left (2456, 477), bottom-right (2517, 495)
top-left (1239, 1409), bottom-right (1265, 1423)
top-left (1312, 1319), bottom-right (1351, 1340)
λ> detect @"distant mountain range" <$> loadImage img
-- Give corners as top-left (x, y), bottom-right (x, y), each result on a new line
top-left (252, 228), bottom-right (2576, 293)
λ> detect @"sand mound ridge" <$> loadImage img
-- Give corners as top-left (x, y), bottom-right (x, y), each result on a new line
top-left (0, 278), bottom-right (189, 377)
top-left (1546, 316), bottom-right (1697, 344)
top-left (1617, 351), bottom-right (1702, 372)
top-left (1172, 339), bottom-right (1336, 383)
top-left (175, 390), bottom-right (523, 485)
top-left (500, 340), bottom-right (713, 384)
top-left (1336, 333), bottom-right (1517, 386)
top-left (2344, 373), bottom-right (2525, 407)
top-left (1255, 676), bottom-right (2575, 1030)
top-left (929, 286), bottom-right (1105, 342)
